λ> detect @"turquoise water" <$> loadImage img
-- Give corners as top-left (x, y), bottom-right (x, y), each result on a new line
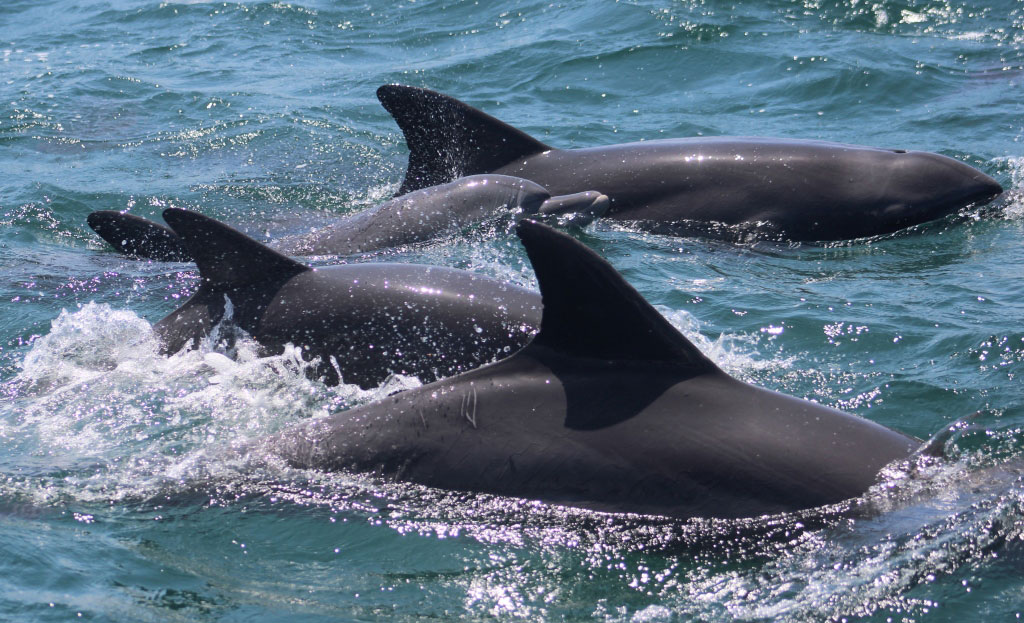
top-left (2, 0), bottom-right (1023, 620)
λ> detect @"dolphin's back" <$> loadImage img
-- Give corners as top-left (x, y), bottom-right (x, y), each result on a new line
top-left (378, 85), bottom-right (1003, 241)
top-left (274, 175), bottom-right (549, 255)
top-left (275, 221), bottom-right (920, 518)
top-left (154, 209), bottom-right (541, 388)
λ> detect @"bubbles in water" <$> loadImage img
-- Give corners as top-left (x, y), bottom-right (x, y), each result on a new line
top-left (15, 302), bottom-right (160, 394)
top-left (658, 305), bottom-right (793, 381)
top-left (1, 291), bottom-right (1021, 623)
top-left (998, 155), bottom-right (1024, 219)
top-left (0, 302), bottom-right (422, 505)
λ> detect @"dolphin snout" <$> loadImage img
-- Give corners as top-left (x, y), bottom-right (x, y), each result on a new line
top-left (536, 191), bottom-right (610, 228)
top-left (964, 169), bottom-right (1004, 206)
top-left (914, 151), bottom-right (1003, 207)
top-left (883, 152), bottom-right (1005, 229)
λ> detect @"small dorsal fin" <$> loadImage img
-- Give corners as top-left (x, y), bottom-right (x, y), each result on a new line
top-left (377, 84), bottom-right (552, 196)
top-left (916, 411), bottom-right (982, 458)
top-left (87, 210), bottom-right (191, 262)
top-left (515, 220), bottom-right (719, 372)
top-left (162, 208), bottom-right (308, 291)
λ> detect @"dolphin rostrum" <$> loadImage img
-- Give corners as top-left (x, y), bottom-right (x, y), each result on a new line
top-left (378, 84), bottom-right (1003, 242)
top-left (267, 220), bottom-right (923, 520)
top-left (88, 175), bottom-right (608, 261)
top-left (154, 208), bottom-right (541, 388)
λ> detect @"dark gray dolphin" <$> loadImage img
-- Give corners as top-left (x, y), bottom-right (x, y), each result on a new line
top-left (88, 175), bottom-right (608, 261)
top-left (268, 220), bottom-right (923, 520)
top-left (155, 208), bottom-right (541, 388)
top-left (378, 84), bottom-right (1004, 241)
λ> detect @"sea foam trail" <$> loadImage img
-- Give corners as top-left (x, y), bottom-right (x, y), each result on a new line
top-left (1, 292), bottom-right (1021, 623)
top-left (0, 302), bottom-right (420, 504)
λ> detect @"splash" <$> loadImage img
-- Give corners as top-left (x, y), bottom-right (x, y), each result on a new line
top-left (14, 302), bottom-right (162, 394)
top-left (4, 305), bottom-right (1022, 622)
top-left (0, 303), bottom-right (421, 505)
top-left (998, 155), bottom-right (1024, 219)
top-left (0, 294), bottom-right (791, 511)
top-left (658, 306), bottom-right (794, 380)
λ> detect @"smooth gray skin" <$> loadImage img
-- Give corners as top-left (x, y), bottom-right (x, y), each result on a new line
top-left (379, 84), bottom-right (1004, 242)
top-left (276, 174), bottom-right (608, 255)
top-left (155, 208), bottom-right (541, 389)
top-left (87, 175), bottom-right (608, 261)
top-left (268, 221), bottom-right (923, 520)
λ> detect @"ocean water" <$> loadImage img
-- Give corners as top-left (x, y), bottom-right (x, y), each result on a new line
top-left (1, 0), bottom-right (1023, 620)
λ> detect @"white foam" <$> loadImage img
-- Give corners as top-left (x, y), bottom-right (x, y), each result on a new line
top-left (15, 302), bottom-right (162, 394)
top-left (658, 306), bottom-right (793, 380)
top-left (997, 155), bottom-right (1024, 218)
top-left (2, 303), bottom-right (422, 504)
top-left (351, 181), bottom-right (399, 211)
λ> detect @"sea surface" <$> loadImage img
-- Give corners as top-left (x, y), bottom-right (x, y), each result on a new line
top-left (1, 0), bottom-right (1023, 620)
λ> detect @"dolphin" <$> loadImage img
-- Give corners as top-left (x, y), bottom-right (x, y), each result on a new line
top-left (267, 220), bottom-right (924, 520)
top-left (154, 208), bottom-right (541, 388)
top-left (377, 84), bottom-right (1004, 242)
top-left (88, 175), bottom-right (608, 261)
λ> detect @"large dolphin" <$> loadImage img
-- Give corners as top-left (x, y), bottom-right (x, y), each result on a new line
top-left (88, 175), bottom-right (608, 261)
top-left (378, 85), bottom-right (1003, 242)
top-left (154, 208), bottom-right (541, 388)
top-left (266, 220), bottom-right (925, 520)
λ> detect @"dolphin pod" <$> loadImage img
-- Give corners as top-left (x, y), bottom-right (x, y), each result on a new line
top-left (266, 221), bottom-right (926, 520)
top-left (378, 84), bottom-right (1003, 241)
top-left (155, 208), bottom-right (541, 388)
top-left (85, 85), bottom-right (999, 520)
top-left (88, 175), bottom-right (609, 261)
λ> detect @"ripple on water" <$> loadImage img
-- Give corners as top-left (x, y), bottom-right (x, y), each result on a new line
top-left (0, 0), bottom-right (1021, 618)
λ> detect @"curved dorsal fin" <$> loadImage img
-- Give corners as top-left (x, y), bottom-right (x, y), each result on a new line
top-left (87, 210), bottom-right (191, 262)
top-left (162, 208), bottom-right (308, 291)
top-left (515, 220), bottom-right (718, 372)
top-left (377, 84), bottom-right (551, 196)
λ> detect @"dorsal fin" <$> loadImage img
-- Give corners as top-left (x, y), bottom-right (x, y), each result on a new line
top-left (515, 220), bottom-right (719, 372)
top-left (162, 208), bottom-right (308, 291)
top-left (377, 84), bottom-right (552, 196)
top-left (87, 210), bottom-right (191, 262)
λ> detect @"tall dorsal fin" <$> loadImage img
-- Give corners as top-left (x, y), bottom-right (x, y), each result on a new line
top-left (515, 220), bottom-right (719, 372)
top-left (162, 208), bottom-right (308, 291)
top-left (377, 84), bottom-right (552, 196)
